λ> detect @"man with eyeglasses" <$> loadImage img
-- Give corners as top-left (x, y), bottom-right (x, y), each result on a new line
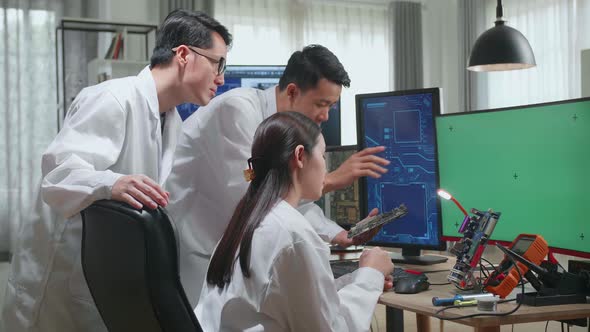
top-left (182, 45), bottom-right (227, 75)
top-left (165, 44), bottom-right (390, 307)
top-left (2, 9), bottom-right (231, 332)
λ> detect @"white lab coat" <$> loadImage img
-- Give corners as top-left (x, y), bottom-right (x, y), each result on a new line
top-left (196, 200), bottom-right (384, 332)
top-left (164, 86), bottom-right (344, 306)
top-left (2, 66), bottom-right (182, 332)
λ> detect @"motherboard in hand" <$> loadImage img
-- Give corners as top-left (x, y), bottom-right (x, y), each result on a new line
top-left (347, 204), bottom-right (408, 239)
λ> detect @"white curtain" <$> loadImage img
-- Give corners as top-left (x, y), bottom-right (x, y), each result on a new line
top-left (0, 1), bottom-right (62, 255)
top-left (0, 0), bottom-right (87, 255)
top-left (214, 0), bottom-right (298, 66)
top-left (304, 2), bottom-right (389, 144)
top-left (478, 0), bottom-right (588, 110)
top-left (160, 0), bottom-right (214, 21)
top-left (214, 0), bottom-right (390, 145)
top-left (389, 1), bottom-right (423, 90)
top-left (421, 0), bottom-right (463, 114)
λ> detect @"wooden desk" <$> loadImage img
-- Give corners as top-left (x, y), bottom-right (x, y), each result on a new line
top-left (378, 259), bottom-right (590, 332)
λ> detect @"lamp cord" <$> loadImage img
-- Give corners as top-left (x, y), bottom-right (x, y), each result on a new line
top-left (496, 0), bottom-right (503, 20)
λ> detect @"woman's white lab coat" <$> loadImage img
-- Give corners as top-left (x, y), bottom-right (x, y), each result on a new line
top-left (165, 87), bottom-right (344, 306)
top-left (2, 66), bottom-right (181, 332)
top-left (196, 200), bottom-right (385, 332)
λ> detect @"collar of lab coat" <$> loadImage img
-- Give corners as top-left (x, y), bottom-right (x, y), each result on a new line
top-left (262, 85), bottom-right (278, 119)
top-left (137, 65), bottom-right (160, 122)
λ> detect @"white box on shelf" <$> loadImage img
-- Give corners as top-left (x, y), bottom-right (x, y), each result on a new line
top-left (87, 58), bottom-right (148, 86)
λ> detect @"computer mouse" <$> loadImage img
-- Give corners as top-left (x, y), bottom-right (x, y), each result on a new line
top-left (394, 276), bottom-right (430, 294)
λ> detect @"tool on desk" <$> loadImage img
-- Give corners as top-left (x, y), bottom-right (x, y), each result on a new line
top-left (454, 299), bottom-right (478, 307)
top-left (495, 243), bottom-right (590, 306)
top-left (484, 234), bottom-right (549, 298)
top-left (432, 293), bottom-right (495, 306)
top-left (490, 244), bottom-right (590, 328)
top-left (438, 189), bottom-right (501, 291)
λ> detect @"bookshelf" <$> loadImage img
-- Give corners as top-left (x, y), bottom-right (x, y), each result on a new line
top-left (87, 59), bottom-right (149, 85)
top-left (55, 18), bottom-right (158, 130)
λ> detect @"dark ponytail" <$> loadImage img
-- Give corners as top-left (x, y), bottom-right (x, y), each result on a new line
top-left (207, 111), bottom-right (321, 288)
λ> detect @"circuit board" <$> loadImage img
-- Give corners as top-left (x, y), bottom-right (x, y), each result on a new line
top-left (347, 204), bottom-right (409, 239)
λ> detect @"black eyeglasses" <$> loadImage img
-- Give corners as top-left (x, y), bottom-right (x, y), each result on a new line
top-left (187, 46), bottom-right (226, 75)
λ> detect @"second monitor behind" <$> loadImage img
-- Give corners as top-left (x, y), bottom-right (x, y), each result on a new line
top-left (318, 145), bottom-right (361, 230)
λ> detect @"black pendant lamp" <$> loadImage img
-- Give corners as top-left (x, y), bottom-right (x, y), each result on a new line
top-left (467, 0), bottom-right (536, 72)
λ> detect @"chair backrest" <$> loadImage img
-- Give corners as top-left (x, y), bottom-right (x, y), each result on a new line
top-left (81, 200), bottom-right (202, 332)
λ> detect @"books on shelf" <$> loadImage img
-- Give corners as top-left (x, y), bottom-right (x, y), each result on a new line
top-left (104, 31), bottom-right (124, 59)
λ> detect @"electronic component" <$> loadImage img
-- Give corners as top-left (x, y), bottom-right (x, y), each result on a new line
top-left (477, 296), bottom-right (500, 312)
top-left (447, 208), bottom-right (501, 289)
top-left (568, 259), bottom-right (590, 275)
top-left (347, 204), bottom-right (408, 239)
top-left (496, 243), bottom-right (590, 307)
top-left (485, 234), bottom-right (548, 298)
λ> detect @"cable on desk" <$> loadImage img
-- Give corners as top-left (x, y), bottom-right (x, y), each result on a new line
top-left (429, 282), bottom-right (452, 286)
top-left (423, 269), bottom-right (453, 274)
top-left (479, 257), bottom-right (496, 270)
top-left (433, 253), bottom-right (524, 321)
top-left (479, 256), bottom-right (500, 288)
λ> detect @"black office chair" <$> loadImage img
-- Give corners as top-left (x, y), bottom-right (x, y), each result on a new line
top-left (81, 199), bottom-right (203, 332)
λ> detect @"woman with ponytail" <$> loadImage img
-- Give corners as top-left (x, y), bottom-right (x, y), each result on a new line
top-left (196, 111), bottom-right (393, 332)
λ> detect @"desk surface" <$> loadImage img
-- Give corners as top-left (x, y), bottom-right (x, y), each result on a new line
top-left (376, 256), bottom-right (590, 328)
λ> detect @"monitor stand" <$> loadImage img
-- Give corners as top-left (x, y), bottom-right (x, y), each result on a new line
top-left (390, 248), bottom-right (448, 265)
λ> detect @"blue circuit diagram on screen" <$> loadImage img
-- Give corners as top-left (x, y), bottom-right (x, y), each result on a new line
top-left (361, 92), bottom-right (440, 246)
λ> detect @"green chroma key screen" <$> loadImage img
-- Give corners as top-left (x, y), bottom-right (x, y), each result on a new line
top-left (436, 98), bottom-right (590, 255)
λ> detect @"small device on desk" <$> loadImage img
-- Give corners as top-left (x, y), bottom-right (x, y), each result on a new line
top-left (394, 274), bottom-right (430, 294)
top-left (495, 243), bottom-right (590, 306)
top-left (485, 234), bottom-right (548, 298)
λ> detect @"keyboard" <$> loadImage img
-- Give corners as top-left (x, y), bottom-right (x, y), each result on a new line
top-left (330, 260), bottom-right (410, 280)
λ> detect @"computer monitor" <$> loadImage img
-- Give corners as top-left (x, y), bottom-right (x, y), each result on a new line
top-left (356, 88), bottom-right (447, 265)
top-left (176, 65), bottom-right (341, 147)
top-left (316, 145), bottom-right (360, 229)
top-left (436, 97), bottom-right (590, 259)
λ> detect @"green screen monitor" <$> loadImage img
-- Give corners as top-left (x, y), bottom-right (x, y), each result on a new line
top-left (436, 98), bottom-right (590, 258)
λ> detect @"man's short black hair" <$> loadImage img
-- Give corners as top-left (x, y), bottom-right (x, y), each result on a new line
top-left (150, 9), bottom-right (232, 68)
top-left (278, 44), bottom-right (351, 92)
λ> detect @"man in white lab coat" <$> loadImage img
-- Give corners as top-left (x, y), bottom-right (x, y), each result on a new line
top-left (2, 9), bottom-right (232, 332)
top-left (165, 44), bottom-right (390, 305)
